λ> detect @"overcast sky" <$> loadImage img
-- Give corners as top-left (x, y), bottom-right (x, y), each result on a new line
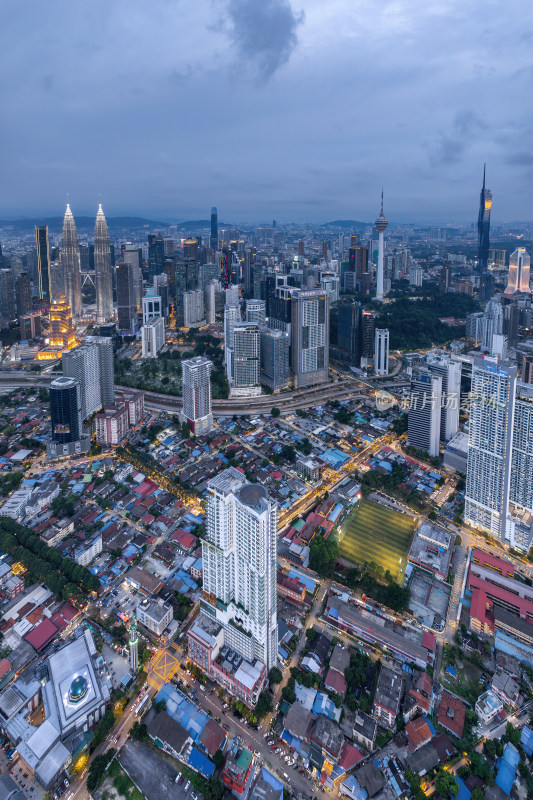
top-left (2, 0), bottom-right (533, 223)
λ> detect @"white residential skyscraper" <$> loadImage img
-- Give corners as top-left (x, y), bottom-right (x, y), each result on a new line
top-left (61, 204), bottom-right (82, 317)
top-left (182, 356), bottom-right (213, 435)
top-left (245, 299), bottom-right (266, 325)
top-left (510, 382), bottom-right (533, 515)
top-left (427, 354), bottom-right (461, 441)
top-left (62, 336), bottom-right (115, 418)
top-left (465, 358), bottom-right (516, 541)
top-left (201, 468), bottom-right (278, 671)
top-left (374, 328), bottom-right (389, 376)
top-left (94, 204), bottom-right (114, 324)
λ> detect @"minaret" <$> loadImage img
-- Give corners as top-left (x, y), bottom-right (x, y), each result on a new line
top-left (62, 204), bottom-right (82, 316)
top-left (129, 618), bottom-right (139, 673)
top-left (94, 203), bottom-right (114, 324)
top-left (375, 190), bottom-right (388, 301)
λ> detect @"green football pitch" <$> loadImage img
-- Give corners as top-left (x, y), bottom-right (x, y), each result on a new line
top-left (338, 499), bottom-right (416, 581)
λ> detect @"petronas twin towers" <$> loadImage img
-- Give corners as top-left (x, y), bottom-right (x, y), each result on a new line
top-left (61, 203), bottom-right (114, 323)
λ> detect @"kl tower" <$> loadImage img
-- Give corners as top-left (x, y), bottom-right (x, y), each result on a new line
top-left (375, 190), bottom-right (388, 301)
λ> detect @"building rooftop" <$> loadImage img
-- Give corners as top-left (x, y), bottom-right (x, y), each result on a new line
top-left (137, 598), bottom-right (172, 623)
top-left (374, 666), bottom-right (403, 715)
top-left (284, 702), bottom-right (314, 740)
top-left (311, 714), bottom-right (344, 759)
top-left (438, 691), bottom-right (466, 739)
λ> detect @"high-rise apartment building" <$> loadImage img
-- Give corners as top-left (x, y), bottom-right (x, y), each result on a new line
top-left (62, 345), bottom-right (102, 419)
top-left (465, 358), bottom-right (516, 541)
top-left (83, 336), bottom-right (115, 407)
top-left (35, 226), bottom-right (51, 304)
top-left (62, 204), bottom-right (82, 317)
top-left (504, 248), bottom-right (531, 295)
top-left (260, 327), bottom-right (290, 393)
top-left (290, 288), bottom-right (329, 388)
top-left (182, 356), bottom-right (213, 435)
top-left (141, 317), bottom-right (165, 358)
top-left (183, 290), bottom-right (206, 328)
top-left (510, 382), bottom-right (533, 517)
top-left (116, 262), bottom-right (137, 334)
top-left (407, 369), bottom-right (442, 458)
top-left (426, 354), bottom-right (461, 441)
top-left (200, 468), bottom-right (278, 671)
top-left (374, 329), bottom-right (389, 376)
top-left (245, 299), bottom-right (266, 325)
top-left (230, 323), bottom-right (261, 397)
top-left (94, 204), bottom-right (114, 323)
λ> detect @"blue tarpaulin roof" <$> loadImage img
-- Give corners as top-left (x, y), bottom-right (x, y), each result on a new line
top-left (496, 743), bottom-right (520, 796)
top-left (188, 747), bottom-right (215, 778)
top-left (521, 726), bottom-right (533, 757)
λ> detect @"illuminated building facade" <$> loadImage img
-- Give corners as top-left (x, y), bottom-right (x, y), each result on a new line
top-left (61, 204), bottom-right (82, 317)
top-left (94, 204), bottom-right (114, 323)
top-left (505, 248), bottom-right (531, 295)
top-left (38, 296), bottom-right (79, 360)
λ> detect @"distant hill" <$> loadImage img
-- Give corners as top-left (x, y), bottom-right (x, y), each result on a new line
top-left (0, 216), bottom-right (231, 235)
top-left (323, 219), bottom-right (370, 231)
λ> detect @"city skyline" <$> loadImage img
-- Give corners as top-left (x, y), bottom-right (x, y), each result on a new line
top-left (3, 0), bottom-right (533, 221)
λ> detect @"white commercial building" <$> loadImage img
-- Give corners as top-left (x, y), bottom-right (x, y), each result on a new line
top-left (230, 323), bottom-right (261, 397)
top-left (182, 356), bottom-right (213, 435)
top-left (0, 486), bottom-right (33, 519)
top-left (374, 328), bottom-right (389, 376)
top-left (136, 598), bottom-right (173, 637)
top-left (141, 317), bottom-right (165, 358)
top-left (75, 534), bottom-right (102, 566)
top-left (201, 468), bottom-right (278, 671)
top-left (142, 293), bottom-right (162, 325)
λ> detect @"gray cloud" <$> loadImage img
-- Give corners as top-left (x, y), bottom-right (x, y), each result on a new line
top-left (427, 111), bottom-right (487, 166)
top-left (223, 0), bottom-right (304, 81)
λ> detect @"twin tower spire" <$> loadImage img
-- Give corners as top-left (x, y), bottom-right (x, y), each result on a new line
top-left (61, 202), bottom-right (114, 324)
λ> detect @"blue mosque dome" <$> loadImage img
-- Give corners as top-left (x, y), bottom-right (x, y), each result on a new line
top-left (68, 675), bottom-right (88, 703)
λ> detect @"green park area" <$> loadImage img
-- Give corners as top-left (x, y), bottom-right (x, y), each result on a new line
top-left (338, 499), bottom-right (416, 582)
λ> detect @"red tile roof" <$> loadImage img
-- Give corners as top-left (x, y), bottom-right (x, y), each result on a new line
top-left (406, 716), bottom-right (433, 752)
top-left (421, 632), bottom-right (436, 652)
top-left (438, 691), bottom-right (466, 739)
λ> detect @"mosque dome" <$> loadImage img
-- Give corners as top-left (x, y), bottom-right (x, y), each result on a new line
top-left (68, 675), bottom-right (88, 703)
